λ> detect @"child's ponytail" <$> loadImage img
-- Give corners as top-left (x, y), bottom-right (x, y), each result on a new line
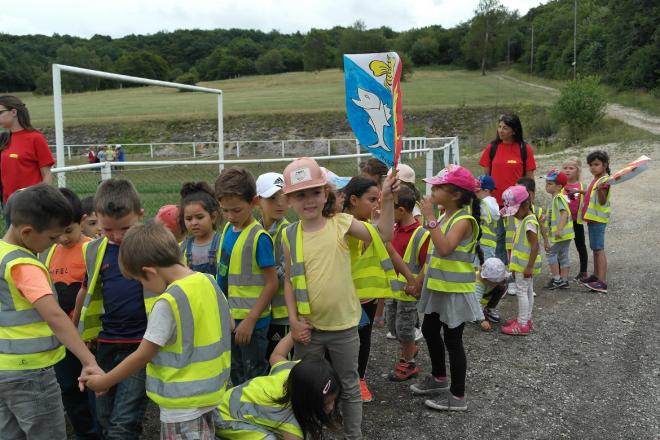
top-left (322, 184), bottom-right (337, 218)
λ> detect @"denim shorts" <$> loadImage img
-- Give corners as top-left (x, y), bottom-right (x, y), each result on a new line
top-left (587, 222), bottom-right (607, 251)
top-left (546, 240), bottom-right (571, 266)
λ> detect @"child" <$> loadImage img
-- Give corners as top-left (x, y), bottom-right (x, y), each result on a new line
top-left (214, 334), bottom-right (341, 440)
top-left (73, 179), bottom-right (150, 439)
top-left (386, 185), bottom-right (430, 382)
top-left (542, 170), bottom-right (574, 290)
top-left (476, 175), bottom-right (500, 260)
top-left (0, 184), bottom-right (102, 440)
top-left (155, 204), bottom-right (185, 243)
top-left (395, 163), bottom-right (423, 220)
top-left (80, 196), bottom-right (102, 239)
top-left (410, 166), bottom-right (483, 412)
top-left (179, 182), bottom-right (221, 277)
top-left (255, 172), bottom-right (290, 359)
top-left (475, 258), bottom-right (510, 331)
top-left (41, 188), bottom-right (99, 439)
top-left (282, 157), bottom-right (398, 439)
top-left (562, 157), bottom-right (589, 282)
top-left (500, 185), bottom-right (542, 336)
top-left (214, 168), bottom-right (278, 385)
top-left (82, 222), bottom-right (231, 439)
top-left (572, 150), bottom-right (611, 293)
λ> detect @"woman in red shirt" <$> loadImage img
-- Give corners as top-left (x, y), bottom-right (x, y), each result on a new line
top-left (479, 112), bottom-right (536, 263)
top-left (0, 95), bottom-right (55, 205)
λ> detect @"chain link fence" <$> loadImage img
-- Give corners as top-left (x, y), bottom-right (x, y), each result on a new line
top-left (52, 137), bottom-right (459, 219)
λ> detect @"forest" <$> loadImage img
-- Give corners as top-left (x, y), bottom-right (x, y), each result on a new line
top-left (0, 0), bottom-right (657, 94)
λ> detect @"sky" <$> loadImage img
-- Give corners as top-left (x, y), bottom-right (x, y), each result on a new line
top-left (1, 0), bottom-right (546, 39)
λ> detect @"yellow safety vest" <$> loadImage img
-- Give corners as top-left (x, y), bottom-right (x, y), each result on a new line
top-left (265, 218), bottom-right (290, 322)
top-left (215, 360), bottom-right (303, 439)
top-left (509, 214), bottom-right (542, 274)
top-left (218, 221), bottom-right (272, 320)
top-left (546, 194), bottom-right (575, 244)
top-left (78, 237), bottom-right (159, 341)
top-left (0, 241), bottom-right (65, 370)
top-left (479, 200), bottom-right (497, 249)
top-left (348, 221), bottom-right (398, 300)
top-left (391, 226), bottom-right (430, 302)
top-left (583, 176), bottom-right (611, 224)
top-left (146, 272), bottom-right (231, 409)
top-left (424, 210), bottom-right (478, 294)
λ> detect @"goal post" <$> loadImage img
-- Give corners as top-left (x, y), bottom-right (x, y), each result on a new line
top-left (51, 64), bottom-right (224, 187)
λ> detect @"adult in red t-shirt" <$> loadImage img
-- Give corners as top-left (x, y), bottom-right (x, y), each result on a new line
top-left (478, 112), bottom-right (536, 206)
top-left (478, 112), bottom-right (536, 264)
top-left (0, 96), bottom-right (54, 204)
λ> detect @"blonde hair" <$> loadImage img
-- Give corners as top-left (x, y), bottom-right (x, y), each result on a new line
top-left (119, 222), bottom-right (182, 279)
top-left (562, 156), bottom-right (582, 179)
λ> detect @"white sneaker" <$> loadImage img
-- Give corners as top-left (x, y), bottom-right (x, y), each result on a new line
top-left (386, 331), bottom-right (397, 340)
top-left (415, 327), bottom-right (424, 341)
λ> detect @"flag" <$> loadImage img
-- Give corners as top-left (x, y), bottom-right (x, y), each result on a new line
top-left (344, 52), bottom-right (403, 168)
top-left (599, 155), bottom-right (651, 187)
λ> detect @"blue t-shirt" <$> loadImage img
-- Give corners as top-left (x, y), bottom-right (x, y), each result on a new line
top-left (218, 226), bottom-right (274, 330)
top-left (85, 243), bottom-right (147, 341)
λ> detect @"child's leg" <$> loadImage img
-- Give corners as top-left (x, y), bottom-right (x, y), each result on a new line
top-left (54, 349), bottom-right (99, 438)
top-left (357, 300), bottom-right (378, 379)
top-left (0, 368), bottom-right (67, 439)
top-left (588, 223), bottom-right (607, 281)
top-left (160, 410), bottom-right (214, 440)
top-left (421, 312), bottom-right (447, 378)
top-left (558, 241), bottom-right (571, 281)
top-left (233, 326), bottom-right (269, 384)
top-left (486, 284), bottom-right (507, 310)
top-left (385, 299), bottom-right (397, 337)
top-left (573, 221), bottom-right (589, 274)
top-left (323, 328), bottom-right (362, 440)
top-left (230, 336), bottom-right (245, 385)
top-left (396, 301), bottom-right (418, 361)
top-left (441, 322), bottom-right (466, 398)
top-left (515, 276), bottom-right (531, 324)
top-left (594, 250), bottom-right (608, 281)
top-left (547, 244), bottom-right (560, 278)
top-left (525, 277), bottom-right (535, 321)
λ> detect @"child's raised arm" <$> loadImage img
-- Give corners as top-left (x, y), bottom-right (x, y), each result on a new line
top-left (347, 171), bottom-right (399, 244)
top-left (269, 333), bottom-right (294, 366)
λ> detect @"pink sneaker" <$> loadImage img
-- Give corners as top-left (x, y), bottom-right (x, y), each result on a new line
top-left (501, 320), bottom-right (530, 336)
top-left (504, 318), bottom-right (534, 331)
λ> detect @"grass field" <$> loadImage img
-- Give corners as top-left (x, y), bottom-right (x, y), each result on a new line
top-left (16, 68), bottom-right (559, 127)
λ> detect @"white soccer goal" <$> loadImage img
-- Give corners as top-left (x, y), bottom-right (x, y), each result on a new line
top-left (51, 64), bottom-right (224, 187)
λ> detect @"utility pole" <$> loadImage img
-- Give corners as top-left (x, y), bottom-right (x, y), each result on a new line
top-left (573, 0), bottom-right (577, 79)
top-left (530, 24), bottom-right (534, 74)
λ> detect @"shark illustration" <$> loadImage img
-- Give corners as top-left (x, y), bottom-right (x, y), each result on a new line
top-left (351, 88), bottom-right (392, 152)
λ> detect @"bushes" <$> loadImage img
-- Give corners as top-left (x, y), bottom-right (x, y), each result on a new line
top-left (551, 75), bottom-right (606, 142)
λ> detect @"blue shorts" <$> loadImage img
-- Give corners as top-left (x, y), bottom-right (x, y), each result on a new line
top-left (587, 222), bottom-right (606, 251)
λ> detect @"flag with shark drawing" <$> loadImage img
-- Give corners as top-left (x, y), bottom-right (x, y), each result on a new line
top-left (344, 52), bottom-right (403, 168)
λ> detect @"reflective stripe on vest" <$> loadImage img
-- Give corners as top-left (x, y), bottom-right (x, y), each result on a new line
top-left (282, 222), bottom-right (310, 316)
top-left (146, 273), bottom-right (231, 409)
top-left (504, 216), bottom-right (516, 251)
top-left (547, 194), bottom-right (575, 243)
top-left (0, 242), bottom-right (65, 370)
top-left (215, 360), bottom-right (302, 439)
top-left (509, 214), bottom-right (542, 274)
top-left (583, 175), bottom-right (611, 224)
top-left (391, 226), bottom-right (429, 302)
top-left (424, 210), bottom-right (478, 294)
top-left (349, 221), bottom-right (398, 300)
top-left (78, 237), bottom-right (156, 341)
top-left (267, 218), bottom-right (290, 321)
top-left (479, 200), bottom-right (497, 249)
top-left (220, 221), bottom-right (272, 320)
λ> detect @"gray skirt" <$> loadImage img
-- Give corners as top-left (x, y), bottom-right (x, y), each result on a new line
top-left (418, 285), bottom-right (484, 329)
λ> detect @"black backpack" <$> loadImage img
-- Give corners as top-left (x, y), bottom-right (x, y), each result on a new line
top-left (488, 142), bottom-right (527, 176)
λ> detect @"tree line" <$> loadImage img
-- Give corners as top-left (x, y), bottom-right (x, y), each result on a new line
top-left (0, 0), bottom-right (656, 95)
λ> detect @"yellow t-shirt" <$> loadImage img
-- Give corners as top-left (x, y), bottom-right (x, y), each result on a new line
top-left (302, 213), bottom-right (361, 331)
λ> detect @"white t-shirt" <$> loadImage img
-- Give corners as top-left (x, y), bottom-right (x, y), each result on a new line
top-left (482, 196), bottom-right (500, 221)
top-left (412, 204), bottom-right (422, 218)
top-left (143, 299), bottom-right (215, 423)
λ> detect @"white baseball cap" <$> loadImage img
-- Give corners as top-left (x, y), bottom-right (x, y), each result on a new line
top-left (256, 172), bottom-right (285, 198)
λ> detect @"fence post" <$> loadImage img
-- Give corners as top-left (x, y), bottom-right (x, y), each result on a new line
top-left (150, 144), bottom-right (154, 158)
top-left (100, 162), bottom-right (112, 181)
top-left (355, 140), bottom-right (361, 173)
top-left (425, 149), bottom-right (434, 196)
top-left (281, 141), bottom-right (285, 158)
top-left (192, 142), bottom-right (196, 158)
top-left (67, 145), bottom-right (72, 160)
top-left (327, 139), bottom-right (331, 156)
top-left (236, 142), bottom-right (240, 158)
top-left (453, 137), bottom-right (461, 165)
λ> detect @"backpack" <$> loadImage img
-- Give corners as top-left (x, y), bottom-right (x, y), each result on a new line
top-left (488, 142), bottom-right (527, 176)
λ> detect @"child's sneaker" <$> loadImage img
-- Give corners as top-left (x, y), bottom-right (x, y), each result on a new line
top-left (586, 280), bottom-right (608, 294)
top-left (425, 393), bottom-right (468, 411)
top-left (555, 279), bottom-right (570, 289)
top-left (483, 308), bottom-right (501, 323)
top-left (579, 274), bottom-right (598, 286)
top-left (410, 374), bottom-right (449, 395)
top-left (574, 272), bottom-right (589, 283)
top-left (501, 320), bottom-right (531, 336)
top-left (388, 359), bottom-right (420, 382)
top-left (543, 278), bottom-right (557, 289)
top-left (359, 378), bottom-right (373, 403)
top-left (415, 327), bottom-right (424, 341)
top-left (385, 331), bottom-right (397, 340)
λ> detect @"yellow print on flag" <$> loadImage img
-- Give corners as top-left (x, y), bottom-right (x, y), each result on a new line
top-left (369, 54), bottom-right (396, 87)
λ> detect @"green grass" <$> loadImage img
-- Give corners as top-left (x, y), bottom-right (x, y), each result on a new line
top-left (17, 68), bottom-right (558, 127)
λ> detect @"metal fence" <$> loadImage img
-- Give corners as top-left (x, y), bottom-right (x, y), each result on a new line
top-left (51, 137), bottom-right (459, 218)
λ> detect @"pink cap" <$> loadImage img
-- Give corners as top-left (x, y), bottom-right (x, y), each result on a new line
top-left (155, 205), bottom-right (181, 234)
top-left (423, 165), bottom-right (479, 192)
top-left (283, 157), bottom-right (327, 195)
top-left (500, 185), bottom-right (529, 217)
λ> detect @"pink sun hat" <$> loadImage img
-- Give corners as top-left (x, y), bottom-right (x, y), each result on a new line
top-left (423, 164), bottom-right (479, 192)
top-left (500, 185), bottom-right (530, 217)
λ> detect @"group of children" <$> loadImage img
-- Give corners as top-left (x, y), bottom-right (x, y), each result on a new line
top-left (0, 149), bottom-right (613, 440)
